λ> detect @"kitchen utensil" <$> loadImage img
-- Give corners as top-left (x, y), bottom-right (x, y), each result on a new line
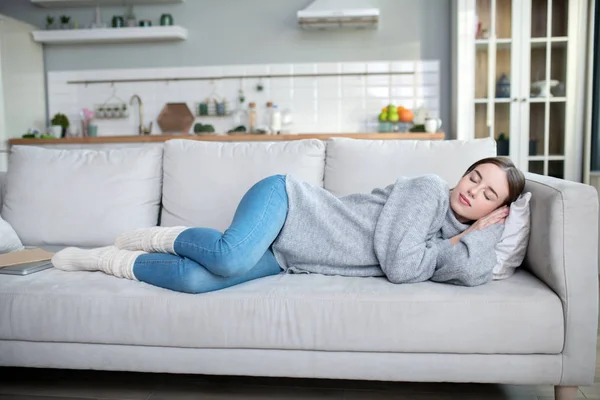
top-left (157, 103), bottom-right (194, 134)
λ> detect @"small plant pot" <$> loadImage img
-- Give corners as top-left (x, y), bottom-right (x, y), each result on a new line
top-left (496, 139), bottom-right (510, 156)
top-left (529, 139), bottom-right (538, 156)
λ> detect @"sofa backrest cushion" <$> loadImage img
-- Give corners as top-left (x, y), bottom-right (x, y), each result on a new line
top-left (324, 138), bottom-right (497, 196)
top-left (1, 145), bottom-right (163, 247)
top-left (160, 139), bottom-right (325, 231)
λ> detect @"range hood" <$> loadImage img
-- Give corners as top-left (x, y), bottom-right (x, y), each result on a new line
top-left (297, 0), bottom-right (379, 30)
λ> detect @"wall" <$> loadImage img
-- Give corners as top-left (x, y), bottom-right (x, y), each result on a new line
top-left (0, 0), bottom-right (452, 135)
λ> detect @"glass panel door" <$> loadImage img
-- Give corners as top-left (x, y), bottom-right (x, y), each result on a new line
top-left (474, 0), bottom-right (517, 157)
top-left (527, 0), bottom-right (568, 178)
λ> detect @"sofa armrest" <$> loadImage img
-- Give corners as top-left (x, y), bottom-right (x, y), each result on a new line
top-left (524, 172), bottom-right (598, 385)
top-left (0, 171), bottom-right (5, 211)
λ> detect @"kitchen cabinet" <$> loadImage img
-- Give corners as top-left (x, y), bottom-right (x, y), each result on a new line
top-left (452, 0), bottom-right (591, 181)
top-left (0, 14), bottom-right (46, 172)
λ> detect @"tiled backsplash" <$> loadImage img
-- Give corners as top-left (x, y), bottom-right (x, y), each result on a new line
top-left (48, 61), bottom-right (440, 136)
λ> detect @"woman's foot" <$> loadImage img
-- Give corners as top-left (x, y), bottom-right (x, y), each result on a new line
top-left (52, 246), bottom-right (145, 280)
top-left (115, 226), bottom-right (187, 253)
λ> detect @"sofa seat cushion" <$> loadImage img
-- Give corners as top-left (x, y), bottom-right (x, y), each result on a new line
top-left (0, 267), bottom-right (563, 355)
top-left (160, 139), bottom-right (325, 232)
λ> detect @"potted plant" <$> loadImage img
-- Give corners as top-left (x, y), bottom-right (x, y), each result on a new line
top-left (51, 113), bottom-right (70, 138)
top-left (496, 133), bottom-right (510, 156)
top-left (46, 15), bottom-right (55, 30)
top-left (529, 137), bottom-right (538, 155)
top-left (60, 15), bottom-right (71, 29)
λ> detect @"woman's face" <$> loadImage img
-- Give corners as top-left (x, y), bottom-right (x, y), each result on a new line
top-left (450, 163), bottom-right (510, 223)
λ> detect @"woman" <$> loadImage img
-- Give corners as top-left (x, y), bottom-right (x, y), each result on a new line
top-left (53, 156), bottom-right (525, 292)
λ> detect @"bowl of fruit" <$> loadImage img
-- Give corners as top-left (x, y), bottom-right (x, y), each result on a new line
top-left (378, 105), bottom-right (414, 132)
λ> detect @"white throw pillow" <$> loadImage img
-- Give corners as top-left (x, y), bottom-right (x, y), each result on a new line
top-left (0, 215), bottom-right (24, 253)
top-left (1, 145), bottom-right (163, 247)
top-left (493, 192), bottom-right (532, 280)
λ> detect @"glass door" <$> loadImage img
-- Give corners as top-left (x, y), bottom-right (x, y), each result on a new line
top-left (474, 0), bottom-right (521, 162)
top-left (523, 0), bottom-right (569, 178)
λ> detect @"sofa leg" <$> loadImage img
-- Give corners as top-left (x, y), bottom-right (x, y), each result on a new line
top-left (555, 386), bottom-right (578, 400)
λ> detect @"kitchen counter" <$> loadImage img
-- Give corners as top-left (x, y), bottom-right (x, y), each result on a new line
top-left (9, 132), bottom-right (445, 145)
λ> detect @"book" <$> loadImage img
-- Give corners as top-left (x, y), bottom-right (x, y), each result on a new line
top-left (0, 248), bottom-right (55, 276)
top-left (0, 248), bottom-right (54, 268)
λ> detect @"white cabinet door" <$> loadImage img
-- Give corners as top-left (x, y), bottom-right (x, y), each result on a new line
top-left (453, 0), bottom-right (588, 181)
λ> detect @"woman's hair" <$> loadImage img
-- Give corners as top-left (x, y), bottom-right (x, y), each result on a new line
top-left (462, 157), bottom-right (525, 206)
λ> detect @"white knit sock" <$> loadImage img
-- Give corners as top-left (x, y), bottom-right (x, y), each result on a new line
top-left (115, 226), bottom-right (188, 253)
top-left (51, 246), bottom-right (146, 280)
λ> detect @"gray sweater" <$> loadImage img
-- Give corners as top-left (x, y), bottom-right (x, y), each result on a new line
top-left (271, 174), bottom-right (504, 287)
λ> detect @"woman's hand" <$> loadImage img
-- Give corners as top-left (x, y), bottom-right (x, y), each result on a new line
top-left (449, 206), bottom-right (509, 245)
top-left (467, 205), bottom-right (509, 232)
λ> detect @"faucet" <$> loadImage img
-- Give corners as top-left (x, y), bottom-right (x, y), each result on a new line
top-left (129, 94), bottom-right (152, 135)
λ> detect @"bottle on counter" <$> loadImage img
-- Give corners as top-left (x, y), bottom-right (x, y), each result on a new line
top-left (270, 105), bottom-right (282, 135)
top-left (264, 102), bottom-right (273, 134)
top-left (248, 102), bottom-right (257, 133)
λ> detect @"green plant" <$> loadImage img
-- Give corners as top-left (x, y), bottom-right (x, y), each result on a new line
top-left (497, 133), bottom-right (509, 141)
top-left (60, 15), bottom-right (70, 24)
top-left (46, 16), bottom-right (54, 25)
top-left (51, 113), bottom-right (70, 129)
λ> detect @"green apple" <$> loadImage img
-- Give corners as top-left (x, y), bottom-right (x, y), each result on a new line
top-left (379, 112), bottom-right (388, 121)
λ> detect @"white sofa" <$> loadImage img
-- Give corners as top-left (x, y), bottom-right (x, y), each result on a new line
top-left (0, 137), bottom-right (597, 400)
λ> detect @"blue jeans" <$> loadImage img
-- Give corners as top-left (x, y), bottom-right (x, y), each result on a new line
top-left (133, 175), bottom-right (288, 294)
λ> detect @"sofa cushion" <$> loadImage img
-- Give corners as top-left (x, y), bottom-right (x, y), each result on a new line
top-left (160, 139), bottom-right (325, 231)
top-left (1, 146), bottom-right (163, 247)
top-left (0, 267), bottom-right (562, 354)
top-left (324, 138), bottom-right (497, 196)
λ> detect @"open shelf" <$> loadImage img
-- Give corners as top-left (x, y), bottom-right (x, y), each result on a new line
top-left (475, 38), bottom-right (512, 49)
top-left (32, 0), bottom-right (183, 7)
top-left (474, 98), bottom-right (512, 104)
top-left (32, 26), bottom-right (187, 44)
top-left (529, 97), bottom-right (567, 103)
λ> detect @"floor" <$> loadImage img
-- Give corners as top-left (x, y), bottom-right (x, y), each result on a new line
top-left (0, 331), bottom-right (599, 400)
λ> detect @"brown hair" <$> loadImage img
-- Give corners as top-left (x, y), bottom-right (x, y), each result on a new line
top-left (463, 157), bottom-right (525, 206)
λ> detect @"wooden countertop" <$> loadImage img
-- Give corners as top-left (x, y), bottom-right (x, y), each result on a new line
top-left (9, 132), bottom-right (445, 145)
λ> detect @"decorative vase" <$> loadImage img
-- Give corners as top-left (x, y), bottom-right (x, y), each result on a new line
top-left (496, 74), bottom-right (511, 98)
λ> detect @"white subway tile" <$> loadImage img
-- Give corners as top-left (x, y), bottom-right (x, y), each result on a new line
top-left (392, 75), bottom-right (415, 85)
top-left (318, 86), bottom-right (341, 100)
top-left (416, 86), bottom-right (438, 97)
top-left (366, 87), bottom-right (390, 99)
top-left (391, 87), bottom-right (415, 97)
top-left (317, 63), bottom-right (341, 74)
top-left (390, 61), bottom-right (415, 73)
top-left (292, 63), bottom-right (317, 75)
top-left (366, 75), bottom-right (390, 86)
top-left (341, 62), bottom-right (367, 73)
top-left (341, 86), bottom-right (365, 98)
top-left (341, 75), bottom-right (366, 86)
top-left (317, 76), bottom-right (340, 87)
top-left (367, 62), bottom-right (390, 73)
top-left (270, 64), bottom-right (293, 75)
